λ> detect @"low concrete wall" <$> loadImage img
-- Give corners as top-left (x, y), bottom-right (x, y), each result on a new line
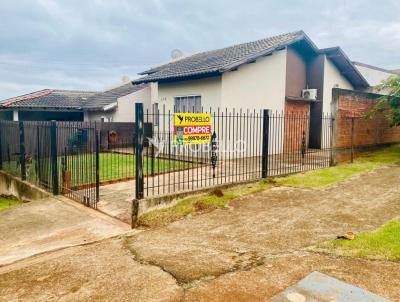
top-left (131, 178), bottom-right (259, 227)
top-left (0, 171), bottom-right (50, 201)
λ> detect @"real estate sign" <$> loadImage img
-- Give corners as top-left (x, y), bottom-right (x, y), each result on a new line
top-left (174, 113), bottom-right (212, 145)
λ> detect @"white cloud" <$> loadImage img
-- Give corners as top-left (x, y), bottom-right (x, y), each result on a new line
top-left (0, 0), bottom-right (399, 99)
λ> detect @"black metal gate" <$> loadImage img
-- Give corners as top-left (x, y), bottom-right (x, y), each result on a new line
top-left (57, 122), bottom-right (99, 208)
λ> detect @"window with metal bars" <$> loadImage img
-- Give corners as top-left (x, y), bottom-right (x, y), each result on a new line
top-left (174, 95), bottom-right (202, 113)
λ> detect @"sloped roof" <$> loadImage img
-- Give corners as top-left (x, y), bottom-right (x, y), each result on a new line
top-left (320, 47), bottom-right (369, 89)
top-left (0, 89), bottom-right (96, 109)
top-left (83, 82), bottom-right (148, 110)
top-left (134, 30), bottom-right (369, 89)
top-left (0, 83), bottom-right (148, 111)
top-left (353, 61), bottom-right (396, 75)
top-left (134, 31), bottom-right (308, 84)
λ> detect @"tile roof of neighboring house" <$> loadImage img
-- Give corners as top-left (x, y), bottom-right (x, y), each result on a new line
top-left (353, 61), bottom-right (396, 74)
top-left (134, 30), bottom-right (369, 89)
top-left (0, 83), bottom-right (148, 111)
top-left (83, 82), bottom-right (148, 110)
top-left (0, 89), bottom-right (96, 110)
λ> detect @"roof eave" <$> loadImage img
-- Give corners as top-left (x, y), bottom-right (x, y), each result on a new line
top-left (132, 71), bottom-right (221, 85)
top-left (321, 47), bottom-right (370, 89)
top-left (103, 102), bottom-right (118, 111)
top-left (0, 106), bottom-right (84, 111)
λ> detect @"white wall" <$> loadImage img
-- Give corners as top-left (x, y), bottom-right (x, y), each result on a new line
top-left (355, 64), bottom-right (393, 94)
top-left (221, 49), bottom-right (287, 112)
top-left (85, 85), bottom-right (152, 122)
top-left (157, 77), bottom-right (222, 113)
top-left (113, 85), bottom-right (152, 122)
top-left (355, 64), bottom-right (393, 87)
top-left (85, 110), bottom-right (113, 122)
top-left (323, 56), bottom-right (353, 114)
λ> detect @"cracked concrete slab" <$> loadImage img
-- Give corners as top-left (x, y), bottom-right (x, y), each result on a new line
top-left (184, 252), bottom-right (400, 301)
top-left (1, 165), bottom-right (400, 301)
top-left (0, 238), bottom-right (183, 302)
top-left (126, 165), bottom-right (400, 283)
top-left (0, 196), bottom-right (130, 266)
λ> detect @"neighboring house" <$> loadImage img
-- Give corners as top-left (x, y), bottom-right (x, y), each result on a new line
top-left (0, 81), bottom-right (152, 122)
top-left (133, 30), bottom-right (370, 147)
top-left (353, 61), bottom-right (397, 93)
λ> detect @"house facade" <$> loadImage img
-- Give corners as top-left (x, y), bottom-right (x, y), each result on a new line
top-left (133, 31), bottom-right (369, 148)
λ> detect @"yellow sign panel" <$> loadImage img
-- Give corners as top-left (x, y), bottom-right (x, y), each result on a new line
top-left (174, 113), bottom-right (212, 145)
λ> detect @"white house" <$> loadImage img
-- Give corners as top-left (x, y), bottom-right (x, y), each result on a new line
top-left (133, 30), bottom-right (370, 148)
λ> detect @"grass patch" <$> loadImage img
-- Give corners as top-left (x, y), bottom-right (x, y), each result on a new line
top-left (3, 153), bottom-right (192, 186)
top-left (275, 144), bottom-right (400, 188)
top-left (0, 196), bottom-right (23, 211)
top-left (318, 218), bottom-right (400, 261)
top-left (138, 180), bottom-right (274, 227)
top-left (99, 153), bottom-right (192, 181)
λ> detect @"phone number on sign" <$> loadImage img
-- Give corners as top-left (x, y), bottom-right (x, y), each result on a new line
top-left (185, 135), bottom-right (211, 142)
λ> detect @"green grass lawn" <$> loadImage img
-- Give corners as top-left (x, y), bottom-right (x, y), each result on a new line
top-left (0, 153), bottom-right (193, 186)
top-left (318, 218), bottom-right (400, 261)
top-left (275, 144), bottom-right (400, 188)
top-left (98, 153), bottom-right (192, 182)
top-left (0, 196), bottom-right (23, 211)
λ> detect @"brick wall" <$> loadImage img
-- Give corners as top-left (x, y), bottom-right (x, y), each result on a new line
top-left (284, 100), bottom-right (310, 152)
top-left (333, 88), bottom-right (400, 161)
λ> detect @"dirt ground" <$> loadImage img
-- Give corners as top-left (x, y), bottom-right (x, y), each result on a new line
top-left (1, 165), bottom-right (400, 301)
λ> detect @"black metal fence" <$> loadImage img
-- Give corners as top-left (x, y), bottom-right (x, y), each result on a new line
top-left (135, 104), bottom-right (333, 199)
top-left (0, 105), bottom-right (334, 208)
top-left (0, 120), bottom-right (99, 207)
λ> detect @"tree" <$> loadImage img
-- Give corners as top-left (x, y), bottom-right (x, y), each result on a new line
top-left (373, 75), bottom-right (400, 126)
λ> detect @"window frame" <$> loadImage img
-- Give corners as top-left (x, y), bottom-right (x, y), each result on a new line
top-left (174, 95), bottom-right (202, 113)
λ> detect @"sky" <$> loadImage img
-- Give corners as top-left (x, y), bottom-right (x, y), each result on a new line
top-left (0, 0), bottom-right (399, 99)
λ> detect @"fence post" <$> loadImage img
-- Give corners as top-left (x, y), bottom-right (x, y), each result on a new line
top-left (262, 109), bottom-right (270, 178)
top-left (350, 117), bottom-right (355, 163)
top-left (95, 128), bottom-right (100, 206)
top-left (329, 115), bottom-right (336, 166)
top-left (135, 103), bottom-right (144, 199)
top-left (36, 125), bottom-right (41, 182)
top-left (50, 120), bottom-right (59, 195)
top-left (0, 122), bottom-right (3, 170)
top-left (19, 121), bottom-right (26, 180)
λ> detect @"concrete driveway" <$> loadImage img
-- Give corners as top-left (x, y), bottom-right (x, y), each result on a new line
top-left (0, 196), bottom-right (130, 266)
top-left (0, 165), bottom-right (399, 301)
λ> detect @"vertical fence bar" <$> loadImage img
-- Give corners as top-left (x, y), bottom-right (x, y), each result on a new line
top-left (135, 103), bottom-right (144, 199)
top-left (262, 109), bottom-right (270, 178)
top-left (95, 129), bottom-right (100, 207)
top-left (350, 116), bottom-right (355, 163)
top-left (36, 125), bottom-right (41, 183)
top-left (0, 122), bottom-right (3, 170)
top-left (19, 121), bottom-right (26, 180)
top-left (329, 115), bottom-right (335, 166)
top-left (50, 120), bottom-right (59, 195)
